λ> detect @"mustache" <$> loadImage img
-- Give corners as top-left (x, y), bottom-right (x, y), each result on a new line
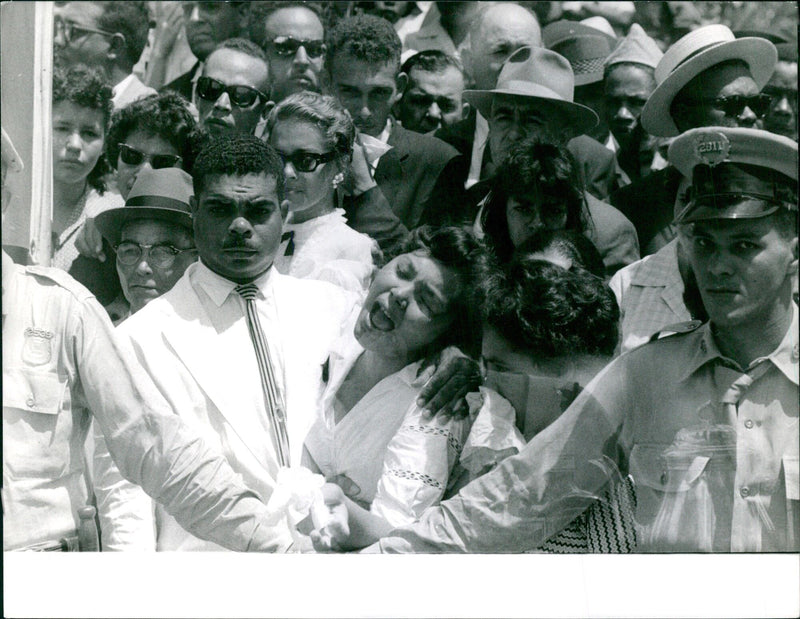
top-left (222, 238), bottom-right (254, 249)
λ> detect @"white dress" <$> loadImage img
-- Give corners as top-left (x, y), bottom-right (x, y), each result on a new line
top-left (274, 208), bottom-right (377, 296)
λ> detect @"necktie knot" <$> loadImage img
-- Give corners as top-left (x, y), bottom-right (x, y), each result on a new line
top-left (235, 283), bottom-right (259, 302)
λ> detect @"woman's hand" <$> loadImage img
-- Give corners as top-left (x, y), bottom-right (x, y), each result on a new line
top-left (416, 347), bottom-right (482, 419)
top-left (151, 2), bottom-right (185, 60)
top-left (309, 483), bottom-right (350, 552)
top-left (75, 217), bottom-right (107, 262)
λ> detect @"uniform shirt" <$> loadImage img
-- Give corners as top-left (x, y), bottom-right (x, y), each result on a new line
top-left (376, 306), bottom-right (799, 553)
top-left (1, 252), bottom-right (280, 551)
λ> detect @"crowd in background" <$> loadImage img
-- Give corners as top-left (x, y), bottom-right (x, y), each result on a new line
top-left (2, 1), bottom-right (798, 556)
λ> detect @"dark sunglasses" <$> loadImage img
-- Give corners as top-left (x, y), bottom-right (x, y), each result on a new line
top-left (686, 94), bottom-right (773, 118)
top-left (54, 16), bottom-right (116, 45)
top-left (196, 76), bottom-right (268, 108)
top-left (115, 242), bottom-right (196, 268)
top-left (118, 143), bottom-right (182, 169)
top-left (267, 36), bottom-right (325, 59)
top-left (277, 150), bottom-right (337, 173)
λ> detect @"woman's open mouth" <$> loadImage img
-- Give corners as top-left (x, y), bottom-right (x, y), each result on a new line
top-left (368, 302), bottom-right (395, 331)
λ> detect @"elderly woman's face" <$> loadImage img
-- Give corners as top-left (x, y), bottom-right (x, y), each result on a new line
top-left (354, 250), bottom-right (463, 360)
top-left (505, 193), bottom-right (568, 247)
top-left (116, 130), bottom-right (183, 199)
top-left (268, 118), bottom-right (338, 223)
top-left (52, 101), bottom-right (105, 186)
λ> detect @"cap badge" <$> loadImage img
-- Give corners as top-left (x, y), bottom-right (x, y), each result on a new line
top-left (693, 131), bottom-right (730, 167)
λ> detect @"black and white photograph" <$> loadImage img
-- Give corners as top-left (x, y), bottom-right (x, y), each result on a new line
top-left (2, 1), bottom-right (798, 617)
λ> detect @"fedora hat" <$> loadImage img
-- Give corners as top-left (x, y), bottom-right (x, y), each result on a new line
top-left (543, 20), bottom-right (616, 85)
top-left (463, 47), bottom-right (599, 137)
top-left (641, 25), bottom-right (777, 137)
top-left (95, 167), bottom-right (194, 246)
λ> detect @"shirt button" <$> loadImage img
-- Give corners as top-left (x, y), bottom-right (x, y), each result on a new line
top-left (744, 419), bottom-right (754, 429)
top-left (792, 344), bottom-right (799, 362)
top-left (26, 396), bottom-right (36, 408)
top-left (740, 486), bottom-right (751, 498)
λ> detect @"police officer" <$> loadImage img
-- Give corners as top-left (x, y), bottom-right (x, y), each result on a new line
top-left (1, 127), bottom-right (293, 552)
top-left (369, 126), bottom-right (799, 553)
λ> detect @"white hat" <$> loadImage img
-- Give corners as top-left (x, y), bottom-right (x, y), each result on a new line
top-left (605, 24), bottom-right (663, 71)
top-left (641, 25), bottom-right (777, 137)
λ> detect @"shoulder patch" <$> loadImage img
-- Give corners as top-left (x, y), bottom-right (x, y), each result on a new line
top-left (648, 320), bottom-right (704, 343)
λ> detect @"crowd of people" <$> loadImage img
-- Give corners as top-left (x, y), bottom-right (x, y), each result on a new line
top-left (2, 1), bottom-right (798, 557)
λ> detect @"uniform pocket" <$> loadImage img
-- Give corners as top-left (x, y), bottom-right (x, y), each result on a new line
top-left (3, 368), bottom-right (73, 479)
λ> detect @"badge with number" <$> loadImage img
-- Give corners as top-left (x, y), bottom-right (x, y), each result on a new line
top-left (22, 327), bottom-right (54, 365)
top-left (692, 131), bottom-right (731, 167)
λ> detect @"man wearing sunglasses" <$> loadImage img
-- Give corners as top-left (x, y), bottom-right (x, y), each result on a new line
top-left (53, 1), bottom-right (156, 110)
top-left (196, 39), bottom-right (271, 138)
top-left (253, 3), bottom-right (326, 103)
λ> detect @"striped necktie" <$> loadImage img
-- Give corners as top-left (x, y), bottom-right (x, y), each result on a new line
top-left (235, 283), bottom-right (290, 467)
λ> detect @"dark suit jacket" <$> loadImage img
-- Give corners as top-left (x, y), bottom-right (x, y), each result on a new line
top-left (161, 62), bottom-right (199, 100)
top-left (375, 124), bottom-right (467, 229)
top-left (435, 111), bottom-right (624, 201)
top-left (341, 186), bottom-right (409, 255)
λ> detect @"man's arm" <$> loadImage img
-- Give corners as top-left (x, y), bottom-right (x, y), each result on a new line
top-left (73, 295), bottom-right (288, 552)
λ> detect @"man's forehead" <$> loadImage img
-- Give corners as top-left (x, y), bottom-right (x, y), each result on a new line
top-left (689, 216), bottom-right (782, 237)
top-left (201, 173), bottom-right (278, 196)
top-left (121, 219), bottom-right (191, 239)
top-left (477, 6), bottom-right (540, 46)
top-left (57, 1), bottom-right (104, 28)
top-left (264, 6), bottom-right (323, 38)
top-left (770, 61), bottom-right (798, 90)
top-left (330, 55), bottom-right (397, 86)
top-left (409, 66), bottom-right (463, 93)
top-left (204, 49), bottom-right (269, 85)
top-left (491, 96), bottom-right (540, 114)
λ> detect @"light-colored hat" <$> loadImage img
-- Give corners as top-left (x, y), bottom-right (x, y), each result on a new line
top-left (580, 16), bottom-right (617, 41)
top-left (543, 20), bottom-right (616, 85)
top-left (463, 46), bottom-right (599, 137)
top-left (605, 24), bottom-right (663, 71)
top-left (641, 25), bottom-right (777, 137)
top-left (669, 127), bottom-right (798, 223)
top-left (2, 127), bottom-right (23, 173)
top-left (95, 168), bottom-right (194, 246)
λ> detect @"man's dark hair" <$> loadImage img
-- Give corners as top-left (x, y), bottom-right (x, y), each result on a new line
top-left (480, 257), bottom-right (620, 359)
top-left (106, 92), bottom-right (198, 171)
top-left (401, 49), bottom-right (464, 77)
top-left (483, 137), bottom-right (586, 263)
top-left (215, 36), bottom-right (270, 63)
top-left (388, 225), bottom-right (486, 359)
top-left (97, 1), bottom-right (150, 67)
top-left (513, 229), bottom-right (606, 279)
top-left (52, 63), bottom-right (114, 193)
top-left (248, 1), bottom-right (323, 47)
top-left (192, 133), bottom-right (285, 200)
top-left (326, 14), bottom-right (401, 72)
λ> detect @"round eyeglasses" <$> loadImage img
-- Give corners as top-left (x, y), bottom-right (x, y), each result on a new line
top-left (115, 241), bottom-right (196, 268)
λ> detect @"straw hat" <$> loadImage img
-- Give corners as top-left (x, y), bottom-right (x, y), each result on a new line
top-left (95, 168), bottom-right (194, 246)
top-left (543, 20), bottom-right (616, 85)
top-left (641, 25), bottom-right (777, 137)
top-left (463, 46), bottom-right (599, 137)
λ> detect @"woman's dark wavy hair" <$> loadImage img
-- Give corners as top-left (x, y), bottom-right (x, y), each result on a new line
top-left (52, 64), bottom-right (114, 193)
top-left (105, 92), bottom-right (198, 172)
top-left (479, 256), bottom-right (619, 359)
top-left (513, 228), bottom-right (606, 280)
top-left (387, 225), bottom-right (486, 359)
top-left (482, 136), bottom-right (586, 264)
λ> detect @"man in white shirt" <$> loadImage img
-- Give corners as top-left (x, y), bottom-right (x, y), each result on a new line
top-left (53, 1), bottom-right (156, 110)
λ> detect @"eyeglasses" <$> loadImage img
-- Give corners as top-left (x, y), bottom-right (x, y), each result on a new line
top-left (196, 76), bottom-right (268, 109)
top-left (267, 36), bottom-right (326, 59)
top-left (118, 143), bottom-right (182, 169)
top-left (54, 16), bottom-right (116, 46)
top-left (684, 94), bottom-right (773, 118)
top-left (115, 241), bottom-right (196, 268)
top-left (277, 150), bottom-right (337, 173)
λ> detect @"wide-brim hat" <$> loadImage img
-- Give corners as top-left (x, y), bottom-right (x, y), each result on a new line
top-left (95, 167), bottom-right (194, 246)
top-left (463, 46), bottom-right (599, 138)
top-left (669, 127), bottom-right (798, 223)
top-left (641, 25), bottom-right (778, 137)
top-left (543, 20), bottom-right (616, 86)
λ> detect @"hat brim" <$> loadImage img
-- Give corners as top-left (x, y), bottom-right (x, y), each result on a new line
top-left (95, 207), bottom-right (194, 247)
top-left (463, 88), bottom-right (599, 138)
top-left (675, 199), bottom-right (784, 223)
top-left (641, 37), bottom-right (778, 137)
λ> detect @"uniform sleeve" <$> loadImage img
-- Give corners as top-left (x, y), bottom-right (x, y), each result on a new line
top-left (70, 295), bottom-right (288, 552)
top-left (377, 356), bottom-right (633, 553)
top-left (93, 423), bottom-right (157, 551)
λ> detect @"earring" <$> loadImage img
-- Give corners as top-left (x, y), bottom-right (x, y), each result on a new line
top-left (332, 171), bottom-right (345, 189)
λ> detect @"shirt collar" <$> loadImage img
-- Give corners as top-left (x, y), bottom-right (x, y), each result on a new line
top-left (112, 73), bottom-right (136, 98)
top-left (680, 303), bottom-right (799, 385)
top-left (193, 259), bottom-right (275, 307)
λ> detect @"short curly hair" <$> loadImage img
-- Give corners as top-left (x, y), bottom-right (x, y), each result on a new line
top-left (52, 64), bottom-right (114, 193)
top-left (192, 133), bottom-right (285, 200)
top-left (480, 258), bottom-right (619, 359)
top-left (105, 92), bottom-right (197, 171)
top-left (96, 1), bottom-right (150, 67)
top-left (326, 14), bottom-right (401, 72)
top-left (248, 1), bottom-right (323, 47)
top-left (513, 229), bottom-right (606, 280)
top-left (482, 136), bottom-right (586, 263)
